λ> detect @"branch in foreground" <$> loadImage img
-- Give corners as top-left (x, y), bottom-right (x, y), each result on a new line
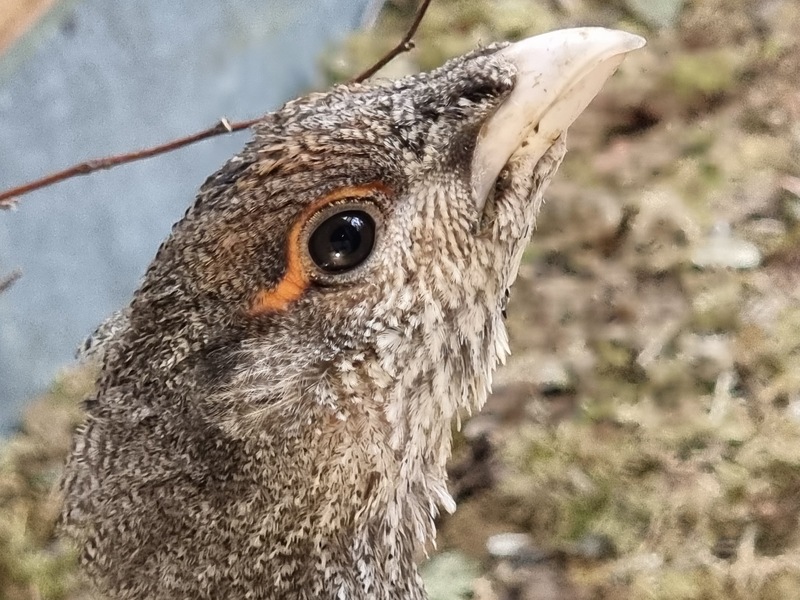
top-left (0, 0), bottom-right (434, 209)
top-left (350, 0), bottom-right (432, 83)
top-left (0, 118), bottom-right (255, 209)
top-left (0, 269), bottom-right (22, 294)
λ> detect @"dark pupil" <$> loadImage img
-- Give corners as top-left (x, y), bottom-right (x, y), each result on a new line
top-left (308, 210), bottom-right (375, 273)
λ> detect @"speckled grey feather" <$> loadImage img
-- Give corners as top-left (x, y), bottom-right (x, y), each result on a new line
top-left (59, 42), bottom-right (566, 600)
top-left (76, 308), bottom-right (130, 363)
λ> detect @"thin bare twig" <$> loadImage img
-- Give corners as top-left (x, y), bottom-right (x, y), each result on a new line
top-left (0, 118), bottom-right (256, 208)
top-left (350, 0), bottom-right (433, 83)
top-left (0, 269), bottom-right (22, 294)
top-left (0, 0), bottom-right (434, 209)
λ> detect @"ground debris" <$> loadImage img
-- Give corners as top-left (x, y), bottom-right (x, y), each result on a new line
top-left (3, 1), bottom-right (800, 599)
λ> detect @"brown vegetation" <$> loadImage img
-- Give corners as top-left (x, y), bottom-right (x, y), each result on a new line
top-left (1, 1), bottom-right (799, 598)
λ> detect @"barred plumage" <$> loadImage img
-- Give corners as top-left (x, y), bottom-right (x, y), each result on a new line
top-left (59, 28), bottom-right (643, 600)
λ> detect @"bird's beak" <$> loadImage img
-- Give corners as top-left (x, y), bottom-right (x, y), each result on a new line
top-left (471, 27), bottom-right (646, 210)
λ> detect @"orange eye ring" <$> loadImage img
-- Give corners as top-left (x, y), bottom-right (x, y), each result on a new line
top-left (248, 182), bottom-right (391, 316)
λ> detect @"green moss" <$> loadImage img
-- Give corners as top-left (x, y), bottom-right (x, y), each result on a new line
top-left (668, 50), bottom-right (741, 99)
top-left (6, 0), bottom-right (800, 598)
top-left (0, 368), bottom-right (92, 600)
top-left (340, 1), bottom-right (800, 597)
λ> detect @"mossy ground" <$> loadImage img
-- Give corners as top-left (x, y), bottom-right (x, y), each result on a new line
top-left (335, 1), bottom-right (800, 598)
top-left (2, 0), bottom-right (799, 598)
top-left (0, 370), bottom-right (94, 600)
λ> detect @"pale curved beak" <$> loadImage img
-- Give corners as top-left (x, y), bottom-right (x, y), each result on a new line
top-left (471, 27), bottom-right (646, 209)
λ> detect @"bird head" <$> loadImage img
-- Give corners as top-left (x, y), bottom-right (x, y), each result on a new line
top-left (62, 27), bottom-right (644, 600)
top-left (139, 27), bottom-right (643, 437)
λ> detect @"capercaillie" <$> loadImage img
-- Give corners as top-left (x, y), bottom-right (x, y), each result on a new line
top-left (60, 27), bottom-right (645, 600)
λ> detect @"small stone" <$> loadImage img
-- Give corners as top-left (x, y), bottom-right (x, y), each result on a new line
top-left (532, 358), bottom-right (573, 393)
top-left (462, 415), bottom-right (498, 442)
top-left (420, 551), bottom-right (479, 600)
top-left (486, 533), bottom-right (535, 559)
top-left (692, 222), bottom-right (762, 270)
top-left (571, 533), bottom-right (618, 560)
top-left (787, 396), bottom-right (800, 424)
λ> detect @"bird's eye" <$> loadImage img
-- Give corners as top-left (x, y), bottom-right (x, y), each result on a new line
top-left (307, 210), bottom-right (376, 273)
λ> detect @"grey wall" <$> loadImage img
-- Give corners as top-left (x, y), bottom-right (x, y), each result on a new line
top-left (0, 0), bottom-right (374, 431)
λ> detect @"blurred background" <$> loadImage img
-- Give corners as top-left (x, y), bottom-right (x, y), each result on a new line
top-left (0, 0), bottom-right (376, 430)
top-left (1, 0), bottom-right (799, 599)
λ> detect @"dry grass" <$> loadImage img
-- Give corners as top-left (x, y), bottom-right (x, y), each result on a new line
top-left (0, 369), bottom-right (93, 599)
top-left (332, 1), bottom-right (800, 597)
top-left (1, 0), bottom-right (799, 598)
